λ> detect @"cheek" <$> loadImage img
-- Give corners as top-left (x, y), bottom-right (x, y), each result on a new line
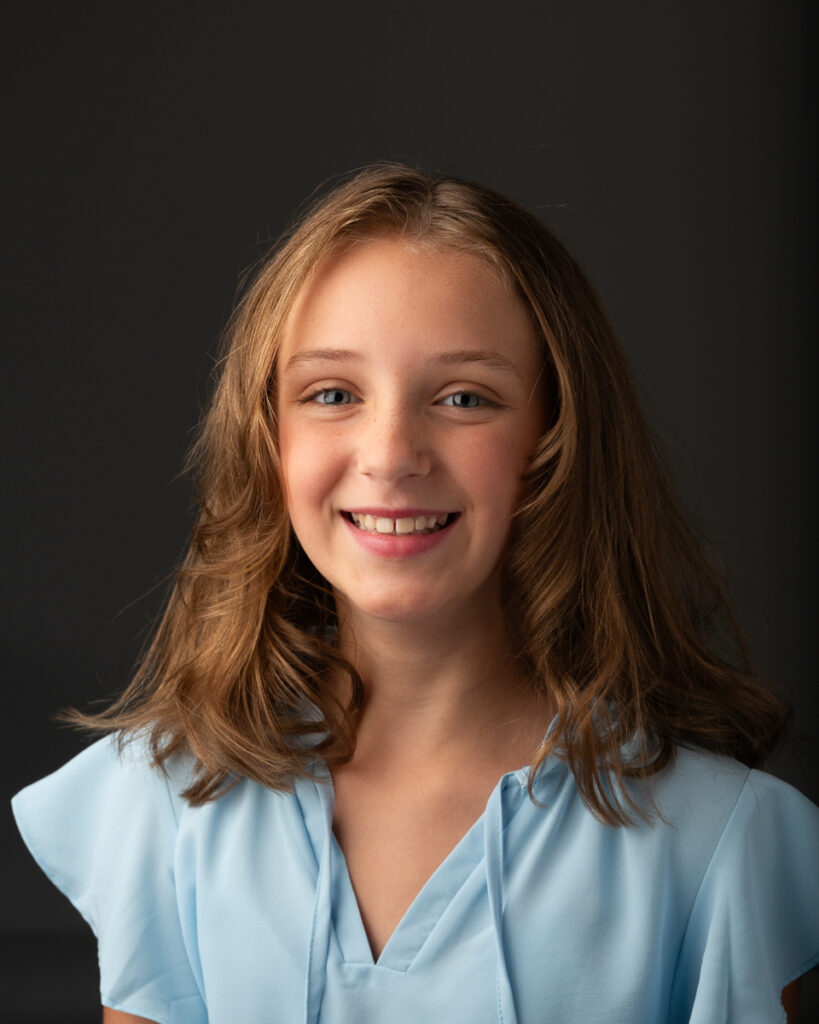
top-left (460, 427), bottom-right (535, 501)
top-left (279, 424), bottom-right (345, 524)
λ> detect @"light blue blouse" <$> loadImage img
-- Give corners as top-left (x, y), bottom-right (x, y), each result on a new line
top-left (11, 735), bottom-right (819, 1023)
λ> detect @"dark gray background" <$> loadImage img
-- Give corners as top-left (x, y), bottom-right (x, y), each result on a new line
top-left (2, 1), bottom-right (816, 1017)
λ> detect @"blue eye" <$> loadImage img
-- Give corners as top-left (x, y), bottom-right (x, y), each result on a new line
top-left (440, 391), bottom-right (487, 409)
top-left (310, 388), bottom-right (353, 405)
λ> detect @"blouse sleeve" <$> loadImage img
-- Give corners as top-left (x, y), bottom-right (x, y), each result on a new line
top-left (11, 735), bottom-right (206, 1024)
top-left (670, 769), bottom-right (819, 1024)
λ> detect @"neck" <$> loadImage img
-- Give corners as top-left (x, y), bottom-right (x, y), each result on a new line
top-left (333, 596), bottom-right (548, 774)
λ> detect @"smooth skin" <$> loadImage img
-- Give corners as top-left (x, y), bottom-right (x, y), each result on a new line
top-left (278, 237), bottom-right (547, 632)
top-left (101, 238), bottom-right (803, 1021)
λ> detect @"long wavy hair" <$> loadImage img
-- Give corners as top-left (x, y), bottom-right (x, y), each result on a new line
top-left (68, 162), bottom-right (790, 824)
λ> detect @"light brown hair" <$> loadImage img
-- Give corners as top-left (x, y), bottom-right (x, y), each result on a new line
top-left (69, 163), bottom-right (790, 823)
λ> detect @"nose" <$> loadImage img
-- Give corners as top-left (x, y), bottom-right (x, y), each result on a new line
top-left (356, 406), bottom-right (431, 482)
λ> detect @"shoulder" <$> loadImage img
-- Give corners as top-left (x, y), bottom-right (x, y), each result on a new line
top-left (11, 732), bottom-right (305, 863)
top-left (13, 733), bottom-right (194, 841)
top-left (11, 735), bottom-right (288, 1024)
top-left (651, 744), bottom-right (750, 819)
top-left (659, 751), bottom-right (819, 1020)
top-left (11, 735), bottom-right (198, 940)
top-left (648, 744), bottom-right (819, 842)
top-left (12, 735), bottom-right (208, 1021)
top-left (567, 745), bottom-right (819, 916)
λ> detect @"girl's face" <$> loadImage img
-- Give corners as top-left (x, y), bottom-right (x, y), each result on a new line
top-left (277, 237), bottom-right (545, 629)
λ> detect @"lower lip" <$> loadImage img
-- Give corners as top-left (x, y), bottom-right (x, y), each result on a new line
top-left (342, 514), bottom-right (457, 558)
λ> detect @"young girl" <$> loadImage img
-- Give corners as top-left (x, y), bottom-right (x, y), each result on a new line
top-left (12, 164), bottom-right (819, 1024)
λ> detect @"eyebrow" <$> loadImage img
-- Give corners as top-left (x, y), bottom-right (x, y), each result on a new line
top-left (283, 348), bottom-right (364, 372)
top-left (434, 349), bottom-right (524, 380)
top-left (283, 347), bottom-right (524, 379)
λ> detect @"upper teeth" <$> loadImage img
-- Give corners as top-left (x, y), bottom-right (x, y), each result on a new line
top-left (350, 513), bottom-right (450, 535)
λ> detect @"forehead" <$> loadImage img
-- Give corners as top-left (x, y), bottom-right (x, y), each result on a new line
top-left (280, 236), bottom-right (538, 364)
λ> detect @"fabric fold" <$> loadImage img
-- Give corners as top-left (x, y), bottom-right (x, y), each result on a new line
top-left (484, 777), bottom-right (519, 1024)
top-left (303, 778), bottom-right (334, 1024)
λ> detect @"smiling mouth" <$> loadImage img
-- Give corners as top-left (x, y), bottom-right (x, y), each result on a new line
top-left (343, 512), bottom-right (459, 535)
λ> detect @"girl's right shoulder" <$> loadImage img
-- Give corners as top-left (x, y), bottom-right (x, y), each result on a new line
top-left (11, 735), bottom-right (208, 1024)
top-left (13, 732), bottom-right (196, 841)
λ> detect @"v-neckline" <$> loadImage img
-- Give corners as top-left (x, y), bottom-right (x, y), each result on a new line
top-left (296, 766), bottom-right (532, 972)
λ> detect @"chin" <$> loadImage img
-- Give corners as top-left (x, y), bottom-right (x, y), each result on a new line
top-left (336, 587), bottom-right (449, 626)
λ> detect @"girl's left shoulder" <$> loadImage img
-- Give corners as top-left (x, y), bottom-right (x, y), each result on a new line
top-left (650, 743), bottom-right (819, 841)
top-left (646, 747), bottom-right (819, 1022)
